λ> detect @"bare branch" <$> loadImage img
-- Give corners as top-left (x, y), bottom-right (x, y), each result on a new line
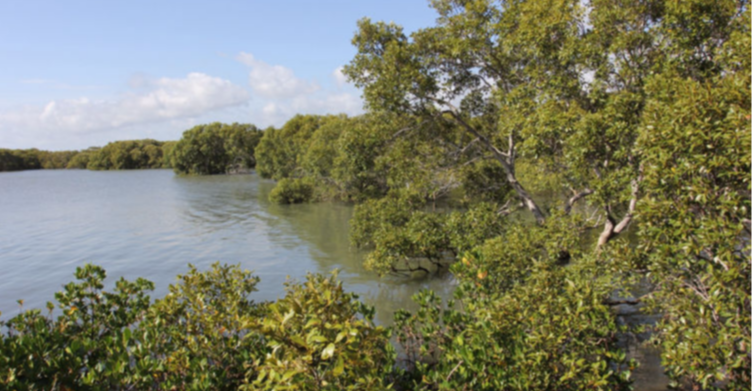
top-left (593, 166), bottom-right (603, 180)
top-left (440, 108), bottom-right (509, 159)
top-left (507, 129), bottom-right (515, 165)
top-left (428, 98), bottom-right (547, 224)
top-left (458, 138), bottom-right (480, 155)
top-left (597, 172), bottom-right (643, 248)
top-left (613, 212), bottom-right (634, 234)
top-left (603, 297), bottom-right (642, 306)
top-left (390, 125), bottom-right (416, 141)
top-left (614, 177), bottom-right (641, 234)
top-left (496, 199), bottom-right (514, 216)
top-left (446, 360), bottom-right (464, 382)
top-left (461, 156), bottom-right (485, 166)
top-left (581, 213), bottom-right (604, 231)
top-left (682, 278), bottom-right (710, 302)
top-left (597, 212), bottom-right (617, 248)
top-left (564, 188), bottom-right (594, 214)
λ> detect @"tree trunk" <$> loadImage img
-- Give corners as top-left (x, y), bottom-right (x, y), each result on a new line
top-left (446, 110), bottom-right (547, 224)
top-left (596, 177), bottom-right (640, 249)
top-left (504, 169), bottom-right (546, 224)
top-left (597, 216), bottom-right (616, 248)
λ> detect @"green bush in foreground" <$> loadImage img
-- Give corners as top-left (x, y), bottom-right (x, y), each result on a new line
top-left (0, 263), bottom-right (393, 391)
top-left (250, 273), bottom-right (394, 390)
top-left (394, 264), bottom-right (632, 390)
top-left (0, 260), bottom-right (638, 390)
top-left (269, 177), bottom-right (316, 204)
top-left (0, 264), bottom-right (154, 389)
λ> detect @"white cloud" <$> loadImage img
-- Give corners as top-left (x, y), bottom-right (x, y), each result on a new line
top-left (332, 66), bottom-right (349, 87)
top-left (235, 52), bottom-right (364, 127)
top-left (237, 52), bottom-right (319, 99)
top-left (0, 73), bottom-right (250, 136)
top-left (262, 103), bottom-right (278, 115)
top-left (256, 91), bottom-right (363, 127)
top-left (291, 92), bottom-right (362, 114)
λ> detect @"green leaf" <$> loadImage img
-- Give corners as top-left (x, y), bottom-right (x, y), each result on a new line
top-left (321, 343), bottom-right (336, 360)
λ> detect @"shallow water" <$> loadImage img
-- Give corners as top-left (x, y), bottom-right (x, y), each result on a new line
top-left (0, 169), bottom-right (452, 326)
top-left (0, 169), bottom-right (666, 388)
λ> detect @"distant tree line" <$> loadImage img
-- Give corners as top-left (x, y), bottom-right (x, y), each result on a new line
top-left (0, 141), bottom-right (174, 172)
top-left (0, 122), bottom-right (263, 174)
top-left (0, 149), bottom-right (80, 171)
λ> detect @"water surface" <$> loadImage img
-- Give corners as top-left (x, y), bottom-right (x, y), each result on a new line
top-left (0, 169), bottom-right (452, 326)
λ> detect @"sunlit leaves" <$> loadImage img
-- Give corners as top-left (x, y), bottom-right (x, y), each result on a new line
top-left (0, 264), bottom-right (395, 390)
top-left (251, 273), bottom-right (394, 391)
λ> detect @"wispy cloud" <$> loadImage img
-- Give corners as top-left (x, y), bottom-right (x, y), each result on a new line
top-left (237, 52), bottom-right (363, 126)
top-left (1, 73), bottom-right (250, 136)
top-left (237, 52), bottom-right (319, 99)
top-left (332, 66), bottom-right (349, 87)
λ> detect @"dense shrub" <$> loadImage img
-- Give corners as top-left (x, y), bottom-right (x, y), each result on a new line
top-left (66, 148), bottom-right (97, 169)
top-left (0, 264), bottom-right (394, 390)
top-left (268, 177), bottom-right (316, 204)
top-left (255, 115), bottom-right (334, 180)
top-left (0, 149), bottom-right (79, 171)
top-left (638, 51), bottom-right (751, 388)
top-left (1, 0), bottom-right (748, 388)
top-left (0, 149), bottom-right (42, 171)
top-left (170, 123), bottom-right (263, 175)
top-left (159, 141), bottom-right (177, 168)
top-left (0, 143), bottom-right (172, 172)
top-left (393, 256), bottom-right (634, 391)
top-left (251, 273), bottom-right (394, 390)
top-left (87, 139), bottom-right (166, 170)
top-left (352, 192), bottom-right (507, 276)
top-left (0, 264), bottom-right (154, 389)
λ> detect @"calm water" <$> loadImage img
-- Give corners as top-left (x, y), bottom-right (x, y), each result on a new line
top-left (0, 169), bottom-right (452, 326)
top-left (0, 169), bottom-right (666, 389)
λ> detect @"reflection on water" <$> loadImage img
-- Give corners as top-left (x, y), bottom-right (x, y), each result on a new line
top-left (0, 169), bottom-right (664, 388)
top-left (0, 169), bottom-right (451, 325)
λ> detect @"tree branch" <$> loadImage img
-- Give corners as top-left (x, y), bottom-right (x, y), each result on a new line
top-left (446, 360), bottom-right (464, 382)
top-left (458, 137), bottom-right (480, 155)
top-left (507, 129), bottom-right (515, 166)
top-left (613, 177), bottom-right (641, 234)
top-left (390, 125), bottom-right (416, 141)
top-left (597, 211), bottom-right (617, 248)
top-left (580, 212), bottom-right (604, 231)
top-left (496, 199), bottom-right (514, 216)
top-left (597, 173), bottom-right (642, 248)
top-left (603, 297), bottom-right (643, 306)
top-left (390, 264), bottom-right (431, 275)
top-left (593, 165), bottom-right (603, 180)
top-left (433, 101), bottom-right (546, 224)
top-left (564, 188), bottom-right (594, 214)
top-left (682, 277), bottom-right (710, 302)
top-left (441, 108), bottom-right (509, 159)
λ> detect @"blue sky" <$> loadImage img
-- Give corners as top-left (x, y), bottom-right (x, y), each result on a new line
top-left (0, 1), bottom-right (438, 150)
